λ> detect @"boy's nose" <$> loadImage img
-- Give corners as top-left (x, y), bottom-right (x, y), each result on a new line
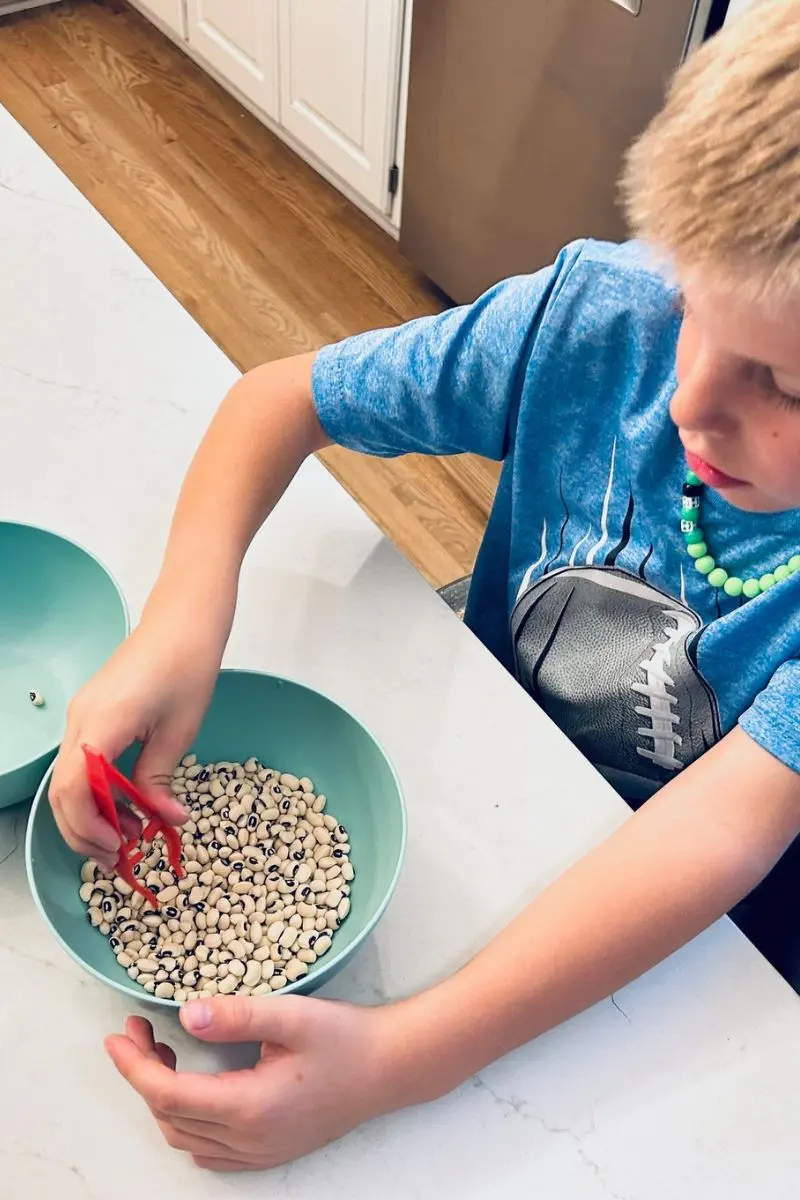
top-left (670, 351), bottom-right (738, 437)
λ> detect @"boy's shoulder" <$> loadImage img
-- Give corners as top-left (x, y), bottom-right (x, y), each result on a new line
top-left (550, 238), bottom-right (679, 306)
top-left (491, 239), bottom-right (680, 350)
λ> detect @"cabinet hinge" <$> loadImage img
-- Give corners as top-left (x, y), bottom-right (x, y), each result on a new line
top-left (388, 163), bottom-right (400, 197)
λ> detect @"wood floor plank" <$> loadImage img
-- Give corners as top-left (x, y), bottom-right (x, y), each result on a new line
top-left (0, 0), bottom-right (499, 587)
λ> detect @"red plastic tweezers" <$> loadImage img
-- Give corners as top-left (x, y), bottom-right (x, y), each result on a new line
top-left (83, 744), bottom-right (185, 909)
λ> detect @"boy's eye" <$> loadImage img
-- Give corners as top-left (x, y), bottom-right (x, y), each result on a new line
top-left (769, 372), bottom-right (800, 409)
top-left (755, 363), bottom-right (800, 409)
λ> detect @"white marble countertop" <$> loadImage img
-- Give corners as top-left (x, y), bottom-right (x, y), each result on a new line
top-left (0, 103), bottom-right (798, 1200)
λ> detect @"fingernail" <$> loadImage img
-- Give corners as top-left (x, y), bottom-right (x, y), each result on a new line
top-left (183, 1001), bottom-right (212, 1031)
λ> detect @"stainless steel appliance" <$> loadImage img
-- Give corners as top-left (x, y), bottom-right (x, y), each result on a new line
top-left (400, 0), bottom-right (726, 302)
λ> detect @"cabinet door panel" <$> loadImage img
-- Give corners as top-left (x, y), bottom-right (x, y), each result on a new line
top-left (188, 0), bottom-right (279, 119)
top-left (279, 0), bottom-right (403, 210)
top-left (137, 0), bottom-right (186, 36)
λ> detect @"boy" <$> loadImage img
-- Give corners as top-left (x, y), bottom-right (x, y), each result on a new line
top-left (51, 0), bottom-right (799, 1171)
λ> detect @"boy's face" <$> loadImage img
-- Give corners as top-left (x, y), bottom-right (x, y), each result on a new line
top-left (672, 270), bottom-right (800, 513)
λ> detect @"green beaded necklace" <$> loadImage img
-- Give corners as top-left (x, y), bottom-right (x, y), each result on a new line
top-left (681, 469), bottom-right (800, 599)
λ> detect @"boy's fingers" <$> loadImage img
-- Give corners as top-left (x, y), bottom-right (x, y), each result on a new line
top-left (133, 733), bottom-right (191, 825)
top-left (117, 805), bottom-right (142, 842)
top-left (105, 1034), bottom-right (233, 1122)
top-left (152, 1112), bottom-right (230, 1141)
top-left (154, 1042), bottom-right (178, 1070)
top-left (124, 1016), bottom-right (158, 1056)
top-left (156, 1120), bottom-right (238, 1160)
top-left (50, 737), bottom-right (126, 856)
top-left (192, 1155), bottom-right (251, 1172)
top-left (49, 798), bottom-right (118, 866)
top-left (122, 1020), bottom-right (177, 1072)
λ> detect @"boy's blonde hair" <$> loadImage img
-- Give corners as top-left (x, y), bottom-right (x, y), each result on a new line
top-left (621, 0), bottom-right (800, 305)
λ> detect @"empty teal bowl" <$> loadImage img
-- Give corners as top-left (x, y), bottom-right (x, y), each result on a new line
top-left (26, 669), bottom-right (406, 1006)
top-left (0, 521), bottom-right (128, 809)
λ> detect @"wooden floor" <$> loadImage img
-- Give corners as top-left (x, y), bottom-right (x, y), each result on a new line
top-left (0, 0), bottom-right (499, 587)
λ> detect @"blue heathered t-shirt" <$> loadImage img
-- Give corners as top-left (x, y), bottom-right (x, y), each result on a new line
top-left (312, 240), bottom-right (800, 801)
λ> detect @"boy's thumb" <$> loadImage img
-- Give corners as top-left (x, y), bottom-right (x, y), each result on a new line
top-left (180, 995), bottom-right (305, 1046)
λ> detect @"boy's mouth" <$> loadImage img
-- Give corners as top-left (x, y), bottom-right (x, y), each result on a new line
top-left (685, 450), bottom-right (748, 490)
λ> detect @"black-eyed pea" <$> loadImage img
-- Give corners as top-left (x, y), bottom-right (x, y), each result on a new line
top-left (80, 860), bottom-right (98, 885)
top-left (285, 959), bottom-right (308, 982)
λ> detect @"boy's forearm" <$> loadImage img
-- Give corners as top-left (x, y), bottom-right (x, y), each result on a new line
top-left (143, 353), bottom-right (326, 623)
top-left (377, 731), bottom-right (800, 1109)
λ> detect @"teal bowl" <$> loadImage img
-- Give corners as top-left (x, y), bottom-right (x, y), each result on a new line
top-left (0, 521), bottom-right (129, 810)
top-left (26, 669), bottom-right (407, 1006)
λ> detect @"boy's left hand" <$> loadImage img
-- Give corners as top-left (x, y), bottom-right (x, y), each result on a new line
top-left (105, 995), bottom-right (395, 1171)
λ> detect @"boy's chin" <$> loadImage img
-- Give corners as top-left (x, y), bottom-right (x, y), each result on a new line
top-left (716, 484), bottom-right (796, 514)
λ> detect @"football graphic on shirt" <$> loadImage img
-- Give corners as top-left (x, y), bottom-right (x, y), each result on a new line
top-left (510, 566), bottom-right (722, 801)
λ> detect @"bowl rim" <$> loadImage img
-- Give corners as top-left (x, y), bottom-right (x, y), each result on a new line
top-left (25, 667), bottom-right (408, 1006)
top-left (1, 518), bottom-right (130, 777)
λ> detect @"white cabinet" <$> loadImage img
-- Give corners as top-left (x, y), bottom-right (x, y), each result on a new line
top-left (278, 0), bottom-right (404, 212)
top-left (135, 0), bottom-right (186, 37)
top-left (187, 0), bottom-right (279, 121)
top-left (134, 0), bottom-right (407, 221)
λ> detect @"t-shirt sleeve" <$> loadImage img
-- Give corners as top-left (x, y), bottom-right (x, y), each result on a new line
top-left (739, 658), bottom-right (800, 774)
top-left (311, 243), bottom-right (584, 461)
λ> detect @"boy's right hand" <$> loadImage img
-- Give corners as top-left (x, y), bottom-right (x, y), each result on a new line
top-left (50, 618), bottom-right (223, 865)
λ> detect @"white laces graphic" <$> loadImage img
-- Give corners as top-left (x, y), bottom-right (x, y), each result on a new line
top-left (632, 608), bottom-right (698, 771)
